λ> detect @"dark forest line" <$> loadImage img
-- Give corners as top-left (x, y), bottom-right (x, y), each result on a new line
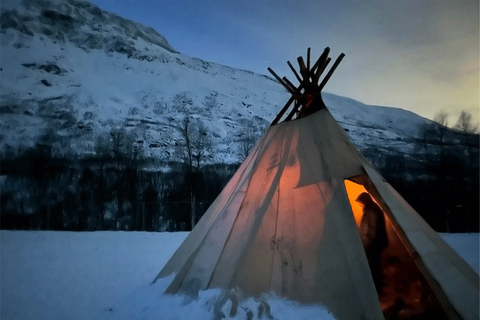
top-left (1, 138), bottom-right (478, 233)
top-left (1, 144), bottom-right (238, 231)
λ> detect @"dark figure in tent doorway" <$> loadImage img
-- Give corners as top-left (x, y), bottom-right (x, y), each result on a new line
top-left (356, 192), bottom-right (388, 293)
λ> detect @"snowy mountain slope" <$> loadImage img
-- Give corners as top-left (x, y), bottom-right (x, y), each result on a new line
top-left (1, 0), bottom-right (176, 54)
top-left (0, 0), bottom-right (287, 163)
top-left (0, 0), bottom-right (470, 165)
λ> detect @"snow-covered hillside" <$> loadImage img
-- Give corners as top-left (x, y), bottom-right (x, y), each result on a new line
top-left (0, 0), bottom-right (457, 165)
top-left (0, 0), bottom-right (288, 164)
top-left (1, 230), bottom-right (478, 320)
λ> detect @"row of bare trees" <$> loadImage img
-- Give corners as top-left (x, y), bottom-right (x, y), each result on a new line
top-left (0, 143), bottom-right (237, 231)
top-left (0, 102), bottom-right (261, 231)
top-left (398, 110), bottom-right (479, 232)
top-left (434, 110), bottom-right (478, 134)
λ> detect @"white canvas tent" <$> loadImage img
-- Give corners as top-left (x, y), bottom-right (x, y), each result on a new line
top-left (154, 48), bottom-right (479, 320)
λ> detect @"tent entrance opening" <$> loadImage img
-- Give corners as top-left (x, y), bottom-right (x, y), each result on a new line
top-left (344, 178), bottom-right (448, 320)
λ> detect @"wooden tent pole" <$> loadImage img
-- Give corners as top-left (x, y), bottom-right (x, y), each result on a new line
top-left (306, 47), bottom-right (311, 72)
top-left (287, 61), bottom-right (302, 84)
top-left (297, 56), bottom-right (309, 87)
top-left (319, 53), bottom-right (345, 90)
top-left (313, 57), bottom-right (331, 86)
top-left (285, 99), bottom-right (302, 121)
top-left (282, 77), bottom-right (298, 94)
top-left (270, 96), bottom-right (295, 126)
top-left (269, 47), bottom-right (345, 124)
top-left (267, 67), bottom-right (295, 95)
top-left (310, 47), bottom-right (330, 76)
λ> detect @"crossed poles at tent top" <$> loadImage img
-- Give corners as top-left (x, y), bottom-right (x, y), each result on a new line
top-left (268, 47), bottom-right (345, 126)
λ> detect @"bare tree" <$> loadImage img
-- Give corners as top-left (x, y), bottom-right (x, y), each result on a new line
top-left (434, 111), bottom-right (449, 128)
top-left (179, 113), bottom-right (211, 172)
top-left (455, 111), bottom-right (478, 134)
top-left (239, 136), bottom-right (256, 160)
top-left (417, 112), bottom-right (449, 154)
top-left (239, 127), bottom-right (259, 160)
top-left (178, 112), bottom-right (212, 229)
top-left (432, 111), bottom-right (450, 153)
top-left (454, 111), bottom-right (478, 173)
top-left (94, 128), bottom-right (143, 230)
top-left (110, 128), bottom-right (134, 163)
top-left (417, 111), bottom-right (453, 168)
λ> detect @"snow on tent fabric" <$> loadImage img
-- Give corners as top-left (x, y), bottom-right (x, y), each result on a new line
top-left (153, 48), bottom-right (479, 320)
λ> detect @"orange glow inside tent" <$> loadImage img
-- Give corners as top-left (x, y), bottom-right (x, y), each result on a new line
top-left (344, 178), bottom-right (450, 315)
top-left (344, 179), bottom-right (369, 226)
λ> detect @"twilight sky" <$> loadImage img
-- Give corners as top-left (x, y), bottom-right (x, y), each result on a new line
top-left (90, 0), bottom-right (479, 125)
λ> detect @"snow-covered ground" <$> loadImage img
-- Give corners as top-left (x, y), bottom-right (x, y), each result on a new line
top-left (1, 231), bottom-right (478, 320)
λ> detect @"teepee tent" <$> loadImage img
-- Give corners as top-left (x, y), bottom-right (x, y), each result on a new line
top-left (154, 48), bottom-right (479, 320)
